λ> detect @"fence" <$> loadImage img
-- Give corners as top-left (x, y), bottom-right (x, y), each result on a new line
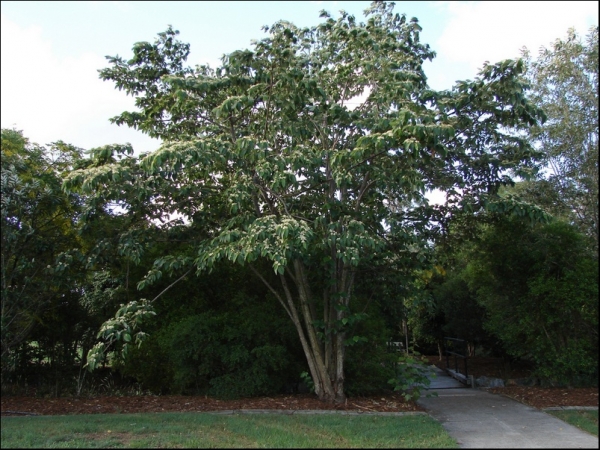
top-left (444, 337), bottom-right (469, 379)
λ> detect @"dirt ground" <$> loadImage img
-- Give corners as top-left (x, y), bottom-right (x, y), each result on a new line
top-left (2, 356), bottom-right (597, 416)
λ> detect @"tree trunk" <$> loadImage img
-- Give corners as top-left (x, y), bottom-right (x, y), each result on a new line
top-left (276, 269), bottom-right (334, 402)
top-left (255, 256), bottom-right (351, 405)
top-left (294, 259), bottom-right (350, 404)
top-left (467, 342), bottom-right (475, 357)
top-left (333, 330), bottom-right (346, 403)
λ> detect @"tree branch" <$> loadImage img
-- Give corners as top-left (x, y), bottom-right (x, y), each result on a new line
top-left (249, 264), bottom-right (294, 321)
top-left (150, 268), bottom-right (192, 303)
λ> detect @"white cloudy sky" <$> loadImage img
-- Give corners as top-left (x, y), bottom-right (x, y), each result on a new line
top-left (1, 1), bottom-right (598, 155)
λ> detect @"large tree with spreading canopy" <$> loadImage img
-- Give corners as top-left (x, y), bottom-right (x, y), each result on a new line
top-left (66, 1), bottom-right (545, 403)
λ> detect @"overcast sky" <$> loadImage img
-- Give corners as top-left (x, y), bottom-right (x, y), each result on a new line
top-left (1, 1), bottom-right (598, 155)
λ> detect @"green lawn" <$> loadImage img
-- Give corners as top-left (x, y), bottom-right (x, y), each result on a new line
top-left (547, 409), bottom-right (598, 437)
top-left (1, 411), bottom-right (458, 448)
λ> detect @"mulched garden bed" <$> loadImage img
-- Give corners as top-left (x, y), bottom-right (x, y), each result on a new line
top-left (1, 392), bottom-right (422, 416)
top-left (3, 356), bottom-right (597, 416)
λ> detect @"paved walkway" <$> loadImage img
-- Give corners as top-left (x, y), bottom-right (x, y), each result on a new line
top-left (417, 365), bottom-right (599, 448)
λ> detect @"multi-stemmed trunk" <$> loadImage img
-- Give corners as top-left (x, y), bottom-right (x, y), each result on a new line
top-left (287, 258), bottom-right (354, 404)
top-left (252, 257), bottom-right (354, 404)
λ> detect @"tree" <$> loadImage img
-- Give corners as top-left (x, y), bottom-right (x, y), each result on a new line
top-left (1, 129), bottom-right (84, 377)
top-left (66, 2), bottom-right (545, 403)
top-left (462, 216), bottom-right (598, 385)
top-left (522, 27), bottom-right (599, 252)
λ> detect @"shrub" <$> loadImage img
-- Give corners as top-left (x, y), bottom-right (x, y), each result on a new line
top-left (464, 219), bottom-right (598, 386)
top-left (120, 291), bottom-right (303, 398)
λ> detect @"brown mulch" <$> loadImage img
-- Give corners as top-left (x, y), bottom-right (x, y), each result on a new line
top-left (1, 392), bottom-right (422, 417)
top-left (488, 386), bottom-right (599, 409)
top-left (2, 356), bottom-right (597, 416)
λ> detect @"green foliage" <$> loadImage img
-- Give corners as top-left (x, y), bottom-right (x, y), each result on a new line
top-left (118, 271), bottom-right (303, 398)
top-left (523, 27), bottom-right (599, 251)
top-left (164, 313), bottom-right (288, 397)
top-left (85, 300), bottom-right (156, 372)
top-left (387, 351), bottom-right (435, 401)
top-left (1, 128), bottom-right (86, 379)
top-left (421, 263), bottom-right (495, 355)
top-left (113, 333), bottom-right (173, 394)
top-left (299, 371), bottom-right (315, 394)
top-left (123, 306), bottom-right (298, 398)
top-left (66, 1), bottom-right (546, 402)
top-left (343, 305), bottom-right (397, 396)
top-left (463, 217), bottom-right (598, 386)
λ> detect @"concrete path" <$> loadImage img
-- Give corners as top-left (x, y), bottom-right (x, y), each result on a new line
top-left (417, 365), bottom-right (598, 448)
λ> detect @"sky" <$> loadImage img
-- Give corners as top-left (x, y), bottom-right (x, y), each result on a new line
top-left (1, 1), bottom-right (598, 156)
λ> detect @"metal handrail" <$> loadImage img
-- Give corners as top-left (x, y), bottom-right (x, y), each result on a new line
top-left (444, 337), bottom-right (469, 379)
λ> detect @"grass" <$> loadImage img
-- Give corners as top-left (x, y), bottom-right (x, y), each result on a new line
top-left (547, 409), bottom-right (599, 437)
top-left (1, 411), bottom-right (457, 448)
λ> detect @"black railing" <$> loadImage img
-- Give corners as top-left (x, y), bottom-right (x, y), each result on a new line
top-left (444, 337), bottom-right (468, 379)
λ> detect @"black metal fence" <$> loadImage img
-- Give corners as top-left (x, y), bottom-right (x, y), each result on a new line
top-left (444, 337), bottom-right (469, 379)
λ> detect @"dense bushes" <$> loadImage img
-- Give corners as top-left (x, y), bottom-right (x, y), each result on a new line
top-left (119, 265), bottom-right (406, 398)
top-left (118, 273), bottom-right (306, 398)
top-left (344, 309), bottom-right (397, 396)
top-left (462, 218), bottom-right (598, 386)
top-left (159, 309), bottom-right (298, 397)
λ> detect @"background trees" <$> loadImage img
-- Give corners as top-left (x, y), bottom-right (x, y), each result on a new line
top-left (462, 216), bottom-right (597, 385)
top-left (521, 27), bottom-right (599, 252)
top-left (1, 130), bottom-right (161, 393)
top-left (1, 129), bottom-right (85, 381)
top-left (408, 27), bottom-right (599, 385)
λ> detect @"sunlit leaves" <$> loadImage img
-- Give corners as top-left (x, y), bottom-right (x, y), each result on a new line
top-left (195, 216), bottom-right (315, 275)
top-left (85, 299), bottom-right (156, 371)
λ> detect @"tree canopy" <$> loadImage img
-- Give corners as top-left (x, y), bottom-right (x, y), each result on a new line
top-left (65, 1), bottom-right (546, 403)
top-left (522, 26), bottom-right (599, 252)
top-left (1, 129), bottom-right (84, 372)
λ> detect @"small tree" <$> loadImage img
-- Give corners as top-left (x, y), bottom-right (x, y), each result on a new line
top-left (67, 2), bottom-right (544, 403)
